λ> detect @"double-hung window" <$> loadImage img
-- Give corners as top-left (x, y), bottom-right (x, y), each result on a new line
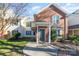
top-left (26, 31), bottom-right (31, 35)
top-left (52, 15), bottom-right (62, 36)
top-left (52, 15), bottom-right (60, 24)
top-left (12, 30), bottom-right (18, 35)
top-left (57, 29), bottom-right (61, 36)
top-left (26, 22), bottom-right (31, 27)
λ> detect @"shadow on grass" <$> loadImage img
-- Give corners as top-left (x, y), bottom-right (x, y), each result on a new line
top-left (0, 40), bottom-right (27, 56)
top-left (8, 37), bottom-right (36, 42)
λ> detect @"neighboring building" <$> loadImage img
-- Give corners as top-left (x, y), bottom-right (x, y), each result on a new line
top-left (68, 10), bottom-right (79, 36)
top-left (31, 4), bottom-right (68, 43)
top-left (4, 17), bottom-right (35, 38)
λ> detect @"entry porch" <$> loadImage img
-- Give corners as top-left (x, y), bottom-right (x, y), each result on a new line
top-left (31, 22), bottom-right (52, 44)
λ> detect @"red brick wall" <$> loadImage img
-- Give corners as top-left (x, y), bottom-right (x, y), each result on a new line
top-left (34, 6), bottom-right (68, 41)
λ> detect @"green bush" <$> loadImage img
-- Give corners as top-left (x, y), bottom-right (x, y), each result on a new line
top-left (51, 28), bottom-right (57, 41)
top-left (68, 35), bottom-right (79, 45)
top-left (13, 32), bottom-right (21, 39)
top-left (68, 35), bottom-right (76, 41)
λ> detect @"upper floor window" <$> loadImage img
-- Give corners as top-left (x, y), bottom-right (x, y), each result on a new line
top-left (12, 30), bottom-right (18, 35)
top-left (52, 15), bottom-right (60, 24)
top-left (26, 22), bottom-right (31, 27)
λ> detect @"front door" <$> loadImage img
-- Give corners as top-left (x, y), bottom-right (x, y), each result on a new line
top-left (38, 29), bottom-right (45, 42)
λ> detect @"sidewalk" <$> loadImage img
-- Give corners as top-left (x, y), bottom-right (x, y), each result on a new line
top-left (23, 42), bottom-right (59, 56)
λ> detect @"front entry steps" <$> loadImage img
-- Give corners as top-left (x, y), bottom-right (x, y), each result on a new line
top-left (36, 42), bottom-right (54, 48)
top-left (23, 42), bottom-right (59, 56)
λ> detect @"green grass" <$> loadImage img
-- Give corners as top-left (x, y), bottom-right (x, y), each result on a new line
top-left (0, 39), bottom-right (28, 56)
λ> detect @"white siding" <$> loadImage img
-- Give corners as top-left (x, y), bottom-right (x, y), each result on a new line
top-left (68, 14), bottom-right (79, 26)
top-left (5, 17), bottom-right (32, 37)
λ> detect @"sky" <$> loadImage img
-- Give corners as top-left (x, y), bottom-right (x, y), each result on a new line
top-left (58, 3), bottom-right (79, 13)
top-left (24, 3), bottom-right (79, 20)
top-left (6, 3), bottom-right (79, 20)
top-left (24, 3), bottom-right (49, 19)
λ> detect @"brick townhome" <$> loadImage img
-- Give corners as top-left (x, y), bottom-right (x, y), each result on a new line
top-left (31, 4), bottom-right (68, 43)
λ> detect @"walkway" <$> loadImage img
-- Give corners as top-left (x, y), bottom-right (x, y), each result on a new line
top-left (23, 42), bottom-right (59, 56)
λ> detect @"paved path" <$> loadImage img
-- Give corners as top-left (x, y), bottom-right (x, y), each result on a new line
top-left (23, 42), bottom-right (59, 56)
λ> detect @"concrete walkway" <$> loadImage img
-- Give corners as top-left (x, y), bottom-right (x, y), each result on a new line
top-left (23, 42), bottom-right (59, 56)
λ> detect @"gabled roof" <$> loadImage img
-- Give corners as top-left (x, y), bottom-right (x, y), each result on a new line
top-left (36, 3), bottom-right (68, 16)
top-left (36, 4), bottom-right (52, 14)
top-left (72, 9), bottom-right (79, 14)
top-left (68, 24), bottom-right (79, 29)
top-left (68, 9), bottom-right (79, 17)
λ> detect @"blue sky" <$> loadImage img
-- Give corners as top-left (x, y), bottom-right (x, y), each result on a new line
top-left (58, 3), bottom-right (79, 13)
top-left (24, 3), bottom-right (49, 19)
top-left (23, 3), bottom-right (79, 19)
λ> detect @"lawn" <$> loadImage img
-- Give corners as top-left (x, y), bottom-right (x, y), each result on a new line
top-left (0, 39), bottom-right (28, 56)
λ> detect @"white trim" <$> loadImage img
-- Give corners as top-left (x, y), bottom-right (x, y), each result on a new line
top-left (48, 23), bottom-right (51, 43)
top-left (36, 26), bottom-right (39, 46)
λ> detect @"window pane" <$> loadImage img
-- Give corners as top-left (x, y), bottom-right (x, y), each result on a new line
top-left (26, 31), bottom-right (31, 35)
top-left (52, 15), bottom-right (59, 23)
top-left (74, 30), bottom-right (79, 35)
top-left (69, 30), bottom-right (73, 35)
top-left (12, 30), bottom-right (18, 35)
top-left (26, 22), bottom-right (31, 27)
top-left (57, 29), bottom-right (62, 36)
top-left (33, 31), bottom-right (35, 35)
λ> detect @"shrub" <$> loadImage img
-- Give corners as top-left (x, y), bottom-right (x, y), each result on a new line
top-left (68, 35), bottom-right (76, 42)
top-left (13, 32), bottom-right (21, 39)
top-left (51, 28), bottom-right (57, 42)
top-left (68, 35), bottom-right (79, 45)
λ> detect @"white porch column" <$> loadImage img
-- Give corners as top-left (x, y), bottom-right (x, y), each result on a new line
top-left (48, 23), bottom-right (51, 44)
top-left (36, 26), bottom-right (39, 46)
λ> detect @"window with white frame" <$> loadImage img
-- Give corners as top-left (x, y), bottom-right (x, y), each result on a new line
top-left (56, 28), bottom-right (62, 36)
top-left (33, 31), bottom-right (36, 35)
top-left (26, 22), bottom-right (31, 27)
top-left (26, 31), bottom-right (31, 35)
top-left (52, 15), bottom-right (60, 24)
top-left (12, 30), bottom-right (18, 35)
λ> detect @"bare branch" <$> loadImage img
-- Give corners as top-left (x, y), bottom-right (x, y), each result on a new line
top-left (0, 3), bottom-right (28, 38)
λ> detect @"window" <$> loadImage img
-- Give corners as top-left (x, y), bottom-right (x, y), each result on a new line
top-left (74, 30), bottom-right (79, 35)
top-left (57, 29), bottom-right (60, 36)
top-left (26, 22), bottom-right (31, 27)
top-left (56, 28), bottom-right (62, 36)
top-left (33, 31), bottom-right (36, 35)
top-left (12, 30), bottom-right (18, 35)
top-left (26, 31), bottom-right (31, 35)
top-left (69, 30), bottom-right (73, 35)
top-left (52, 15), bottom-right (60, 24)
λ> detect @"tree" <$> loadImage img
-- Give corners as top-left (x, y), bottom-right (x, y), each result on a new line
top-left (0, 3), bottom-right (28, 38)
